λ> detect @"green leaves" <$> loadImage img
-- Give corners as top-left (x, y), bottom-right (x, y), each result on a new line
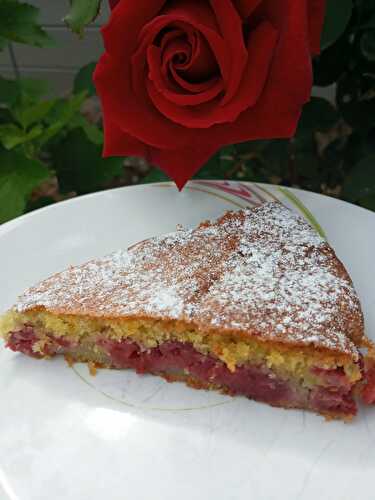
top-left (0, 36), bottom-right (7, 51)
top-left (0, 0), bottom-right (54, 48)
top-left (51, 128), bottom-right (123, 194)
top-left (0, 148), bottom-right (50, 223)
top-left (0, 123), bottom-right (43, 150)
top-left (0, 76), bottom-right (20, 106)
top-left (70, 114), bottom-right (103, 145)
top-left (0, 70), bottom-right (107, 222)
top-left (195, 147), bottom-right (238, 180)
top-left (0, 76), bottom-right (49, 107)
top-left (313, 34), bottom-right (351, 86)
top-left (37, 92), bottom-right (88, 147)
top-left (0, 82), bottom-right (99, 156)
top-left (74, 62), bottom-right (97, 96)
top-left (64, 0), bottom-right (102, 36)
top-left (342, 155), bottom-right (375, 206)
top-left (14, 100), bottom-right (56, 130)
top-left (298, 97), bottom-right (339, 133)
top-left (292, 98), bottom-right (339, 189)
top-left (142, 168), bottom-right (170, 184)
top-left (336, 74), bottom-right (375, 131)
top-left (360, 31), bottom-right (375, 61)
top-left (17, 79), bottom-right (50, 101)
top-left (0, 79), bottom-right (54, 152)
top-left (321, 0), bottom-right (353, 51)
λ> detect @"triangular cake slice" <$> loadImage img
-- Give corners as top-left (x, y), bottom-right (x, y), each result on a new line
top-left (1, 202), bottom-right (374, 419)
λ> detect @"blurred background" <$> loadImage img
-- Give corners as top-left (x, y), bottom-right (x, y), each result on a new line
top-left (0, 0), bottom-right (374, 224)
top-left (0, 0), bottom-right (108, 93)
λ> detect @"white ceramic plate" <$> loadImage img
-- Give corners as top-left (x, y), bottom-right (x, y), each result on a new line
top-left (1, 181), bottom-right (375, 500)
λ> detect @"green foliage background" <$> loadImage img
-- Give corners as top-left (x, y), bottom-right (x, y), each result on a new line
top-left (0, 0), bottom-right (375, 224)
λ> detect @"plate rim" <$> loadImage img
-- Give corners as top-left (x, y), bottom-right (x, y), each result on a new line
top-left (1, 181), bottom-right (374, 237)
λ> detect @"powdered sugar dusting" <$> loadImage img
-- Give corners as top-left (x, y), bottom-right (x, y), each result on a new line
top-left (15, 203), bottom-right (363, 357)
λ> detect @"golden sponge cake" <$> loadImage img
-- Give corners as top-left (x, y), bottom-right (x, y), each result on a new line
top-left (1, 202), bottom-right (375, 419)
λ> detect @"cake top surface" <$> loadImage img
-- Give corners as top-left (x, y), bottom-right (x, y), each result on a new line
top-left (15, 202), bottom-right (363, 357)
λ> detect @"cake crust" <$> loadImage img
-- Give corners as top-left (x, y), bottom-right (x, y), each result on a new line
top-left (13, 203), bottom-right (364, 358)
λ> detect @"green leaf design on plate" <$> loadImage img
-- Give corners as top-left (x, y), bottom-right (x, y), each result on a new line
top-left (72, 365), bottom-right (233, 412)
top-left (277, 187), bottom-right (327, 240)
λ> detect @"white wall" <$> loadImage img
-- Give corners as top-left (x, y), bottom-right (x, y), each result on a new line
top-left (0, 1), bottom-right (110, 93)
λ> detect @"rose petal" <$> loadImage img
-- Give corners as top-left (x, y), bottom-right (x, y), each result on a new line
top-left (308, 0), bottom-right (326, 55)
top-left (161, 32), bottom-right (219, 83)
top-left (209, 0), bottom-right (248, 104)
top-left (147, 25), bottom-right (222, 100)
top-left (247, 0), bottom-right (313, 109)
top-left (232, 0), bottom-right (263, 19)
top-left (170, 66), bottom-right (222, 94)
top-left (109, 0), bottom-right (120, 10)
top-left (162, 0), bottom-right (219, 31)
top-left (150, 144), bottom-right (218, 190)
top-left (148, 46), bottom-right (224, 106)
top-left (136, 13), bottom-right (230, 86)
top-left (102, 115), bottom-right (149, 159)
top-left (161, 37), bottom-right (192, 86)
top-left (160, 32), bottom-right (220, 95)
top-left (160, 1), bottom-right (231, 84)
top-left (95, 53), bottom-right (190, 150)
top-left (147, 80), bottom-right (221, 127)
top-left (222, 20), bottom-right (278, 109)
top-left (163, 28), bottom-right (220, 84)
top-left (147, 20), bottom-right (277, 127)
top-left (160, 28), bottom-right (186, 52)
top-left (103, 116), bottom-right (217, 190)
top-left (102, 0), bottom-right (166, 56)
top-left (162, 36), bottom-right (191, 64)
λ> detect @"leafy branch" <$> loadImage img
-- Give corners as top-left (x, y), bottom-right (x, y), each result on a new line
top-left (0, 0), bottom-right (54, 49)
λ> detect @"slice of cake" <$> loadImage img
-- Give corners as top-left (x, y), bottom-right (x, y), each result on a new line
top-left (1, 202), bottom-right (374, 419)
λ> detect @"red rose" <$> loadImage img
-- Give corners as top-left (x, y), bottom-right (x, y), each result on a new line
top-left (95, 1), bottom-right (326, 189)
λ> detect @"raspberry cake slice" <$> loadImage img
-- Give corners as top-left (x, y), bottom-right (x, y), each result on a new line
top-left (1, 202), bottom-right (375, 419)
